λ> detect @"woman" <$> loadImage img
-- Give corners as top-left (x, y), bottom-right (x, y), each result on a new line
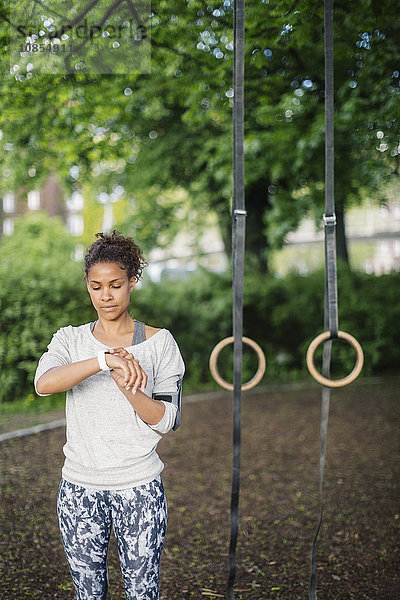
top-left (34, 231), bottom-right (184, 600)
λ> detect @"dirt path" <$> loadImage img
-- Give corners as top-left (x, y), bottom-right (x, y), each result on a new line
top-left (0, 381), bottom-right (399, 599)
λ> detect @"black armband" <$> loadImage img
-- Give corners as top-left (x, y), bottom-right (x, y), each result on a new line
top-left (152, 379), bottom-right (182, 431)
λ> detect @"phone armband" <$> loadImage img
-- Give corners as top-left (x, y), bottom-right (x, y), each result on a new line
top-left (152, 379), bottom-right (182, 431)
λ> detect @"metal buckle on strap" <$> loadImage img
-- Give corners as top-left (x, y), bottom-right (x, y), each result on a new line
top-left (323, 213), bottom-right (336, 226)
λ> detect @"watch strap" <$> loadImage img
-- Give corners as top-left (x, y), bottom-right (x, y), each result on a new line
top-left (97, 349), bottom-right (111, 371)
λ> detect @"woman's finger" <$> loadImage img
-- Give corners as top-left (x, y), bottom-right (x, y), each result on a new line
top-left (110, 347), bottom-right (129, 357)
top-left (116, 363), bottom-right (131, 387)
top-left (140, 367), bottom-right (147, 392)
top-left (107, 354), bottom-right (130, 379)
top-left (127, 357), bottom-right (138, 389)
top-left (112, 356), bottom-right (134, 387)
top-left (122, 354), bottom-right (139, 389)
top-left (129, 359), bottom-right (142, 393)
top-left (129, 360), bottom-right (141, 391)
top-left (110, 354), bottom-right (147, 393)
top-left (130, 359), bottom-right (147, 392)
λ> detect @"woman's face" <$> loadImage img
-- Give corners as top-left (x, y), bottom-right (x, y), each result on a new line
top-left (86, 262), bottom-right (135, 320)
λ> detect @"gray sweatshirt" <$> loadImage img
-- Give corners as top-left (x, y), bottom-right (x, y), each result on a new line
top-left (34, 323), bottom-right (185, 490)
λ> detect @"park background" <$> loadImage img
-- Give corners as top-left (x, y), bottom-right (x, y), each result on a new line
top-left (0, 1), bottom-right (399, 599)
top-left (0, 0), bottom-right (400, 404)
top-left (0, 0), bottom-right (399, 407)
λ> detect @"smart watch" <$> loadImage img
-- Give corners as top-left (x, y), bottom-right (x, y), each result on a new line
top-left (97, 350), bottom-right (111, 371)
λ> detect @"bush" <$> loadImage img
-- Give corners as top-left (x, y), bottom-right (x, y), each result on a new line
top-left (133, 269), bottom-right (233, 390)
top-left (0, 213), bottom-right (94, 402)
top-left (1, 215), bottom-right (399, 403)
top-left (133, 266), bottom-right (400, 390)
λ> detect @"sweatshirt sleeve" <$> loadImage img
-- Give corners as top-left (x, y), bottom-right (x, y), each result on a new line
top-left (149, 401), bottom-right (178, 435)
top-left (34, 327), bottom-right (71, 396)
top-left (149, 330), bottom-right (185, 434)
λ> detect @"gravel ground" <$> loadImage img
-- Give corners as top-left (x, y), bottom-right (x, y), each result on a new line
top-left (0, 380), bottom-right (399, 600)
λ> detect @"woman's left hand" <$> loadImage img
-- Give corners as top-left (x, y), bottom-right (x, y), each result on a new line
top-left (109, 347), bottom-right (148, 394)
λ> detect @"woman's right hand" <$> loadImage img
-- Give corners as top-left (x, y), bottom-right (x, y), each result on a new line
top-left (105, 348), bottom-right (147, 393)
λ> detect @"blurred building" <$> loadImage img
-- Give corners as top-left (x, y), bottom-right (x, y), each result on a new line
top-left (147, 225), bottom-right (228, 282)
top-left (0, 175), bottom-right (80, 237)
top-left (1, 178), bottom-right (399, 276)
top-left (0, 177), bottom-right (227, 279)
top-left (276, 194), bottom-right (400, 276)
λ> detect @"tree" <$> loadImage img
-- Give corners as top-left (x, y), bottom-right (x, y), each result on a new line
top-left (0, 212), bottom-right (93, 401)
top-left (1, 0), bottom-right (399, 269)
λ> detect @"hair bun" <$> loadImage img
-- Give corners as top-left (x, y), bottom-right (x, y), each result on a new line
top-left (84, 231), bottom-right (147, 281)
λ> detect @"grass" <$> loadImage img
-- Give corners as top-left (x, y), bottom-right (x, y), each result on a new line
top-left (0, 392), bottom-right (66, 416)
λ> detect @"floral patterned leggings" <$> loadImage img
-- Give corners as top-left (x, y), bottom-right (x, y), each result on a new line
top-left (57, 476), bottom-right (167, 600)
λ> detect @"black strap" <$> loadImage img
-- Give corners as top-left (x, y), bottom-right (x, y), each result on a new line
top-left (309, 2), bottom-right (337, 599)
top-left (227, 2), bottom-right (246, 599)
top-left (323, 0), bottom-right (338, 340)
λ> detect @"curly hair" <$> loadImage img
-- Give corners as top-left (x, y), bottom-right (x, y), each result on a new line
top-left (84, 231), bottom-right (147, 282)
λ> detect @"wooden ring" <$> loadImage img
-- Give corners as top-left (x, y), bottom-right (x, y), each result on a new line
top-left (306, 330), bottom-right (364, 388)
top-left (209, 336), bottom-right (266, 391)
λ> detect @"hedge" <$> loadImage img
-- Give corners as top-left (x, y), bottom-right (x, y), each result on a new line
top-left (1, 213), bottom-right (399, 402)
top-left (133, 266), bottom-right (400, 389)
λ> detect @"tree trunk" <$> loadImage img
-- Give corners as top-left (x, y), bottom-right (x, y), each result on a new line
top-left (212, 179), bottom-right (270, 272)
top-left (335, 204), bottom-right (350, 264)
top-left (245, 179), bottom-right (271, 272)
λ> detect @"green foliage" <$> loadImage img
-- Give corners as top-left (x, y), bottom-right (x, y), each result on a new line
top-left (0, 213), bottom-right (94, 402)
top-left (132, 266), bottom-right (400, 390)
top-left (1, 0), bottom-right (399, 267)
top-left (133, 269), bottom-right (233, 390)
top-left (0, 223), bottom-right (398, 403)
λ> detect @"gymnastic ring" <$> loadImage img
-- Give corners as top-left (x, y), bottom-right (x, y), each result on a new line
top-left (209, 336), bottom-right (266, 391)
top-left (306, 330), bottom-right (364, 388)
